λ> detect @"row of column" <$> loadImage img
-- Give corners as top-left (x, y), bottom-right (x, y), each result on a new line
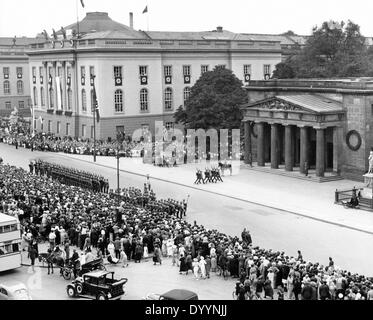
top-left (244, 122), bottom-right (326, 177)
top-left (42, 61), bottom-right (75, 111)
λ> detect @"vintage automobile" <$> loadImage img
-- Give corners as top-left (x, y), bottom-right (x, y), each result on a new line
top-left (144, 289), bottom-right (198, 301)
top-left (0, 281), bottom-right (32, 300)
top-left (66, 270), bottom-right (127, 300)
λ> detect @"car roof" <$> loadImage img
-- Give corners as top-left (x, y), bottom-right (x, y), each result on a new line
top-left (161, 289), bottom-right (198, 300)
top-left (83, 270), bottom-right (113, 278)
top-left (0, 281), bottom-right (27, 291)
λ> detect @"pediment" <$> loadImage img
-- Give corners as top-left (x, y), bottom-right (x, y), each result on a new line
top-left (245, 97), bottom-right (314, 114)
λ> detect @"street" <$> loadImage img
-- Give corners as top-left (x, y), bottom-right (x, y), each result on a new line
top-left (1, 143), bottom-right (373, 300)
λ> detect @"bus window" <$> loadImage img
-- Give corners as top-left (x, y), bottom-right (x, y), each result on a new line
top-left (0, 247), bottom-right (5, 255)
top-left (12, 243), bottom-right (19, 252)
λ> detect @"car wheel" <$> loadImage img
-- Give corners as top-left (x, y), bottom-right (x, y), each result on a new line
top-left (76, 283), bottom-right (83, 294)
top-left (67, 286), bottom-right (76, 298)
top-left (63, 270), bottom-right (71, 280)
top-left (97, 292), bottom-right (108, 300)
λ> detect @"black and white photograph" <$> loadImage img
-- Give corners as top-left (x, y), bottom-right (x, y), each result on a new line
top-left (0, 0), bottom-right (373, 313)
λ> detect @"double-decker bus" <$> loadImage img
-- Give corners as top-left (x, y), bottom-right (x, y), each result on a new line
top-left (0, 214), bottom-right (21, 272)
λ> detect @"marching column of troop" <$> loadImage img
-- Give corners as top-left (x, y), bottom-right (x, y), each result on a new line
top-left (29, 160), bottom-right (109, 193)
top-left (194, 167), bottom-right (223, 185)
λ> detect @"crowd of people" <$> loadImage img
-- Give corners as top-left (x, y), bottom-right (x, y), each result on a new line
top-left (0, 130), bottom-right (141, 158)
top-left (1, 161), bottom-right (373, 300)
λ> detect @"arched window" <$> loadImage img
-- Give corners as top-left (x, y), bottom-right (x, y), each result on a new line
top-left (82, 89), bottom-right (87, 112)
top-left (17, 80), bottom-right (24, 95)
top-left (140, 88), bottom-right (148, 111)
top-left (183, 87), bottom-right (191, 105)
top-left (40, 87), bottom-right (45, 106)
top-left (33, 87), bottom-right (38, 106)
top-left (67, 89), bottom-right (73, 110)
top-left (49, 88), bottom-right (54, 108)
top-left (164, 87), bottom-right (173, 110)
top-left (3, 80), bottom-right (10, 94)
top-left (114, 89), bottom-right (123, 113)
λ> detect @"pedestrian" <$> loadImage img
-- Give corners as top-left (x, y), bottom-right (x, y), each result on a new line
top-left (205, 255), bottom-right (211, 279)
top-left (120, 249), bottom-right (129, 268)
top-left (28, 245), bottom-right (37, 273)
top-left (46, 248), bottom-right (54, 275)
top-left (193, 258), bottom-right (200, 280)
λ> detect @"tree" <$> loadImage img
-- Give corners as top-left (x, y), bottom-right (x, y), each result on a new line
top-left (272, 62), bottom-right (296, 79)
top-left (273, 20), bottom-right (371, 78)
top-left (174, 67), bottom-right (247, 130)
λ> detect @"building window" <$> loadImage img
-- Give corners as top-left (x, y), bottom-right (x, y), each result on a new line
top-left (3, 80), bottom-right (10, 94)
top-left (201, 65), bottom-right (209, 75)
top-left (139, 66), bottom-right (148, 76)
top-left (264, 64), bottom-right (271, 75)
top-left (3, 67), bottom-right (9, 79)
top-left (32, 67), bottom-right (36, 77)
top-left (39, 67), bottom-right (43, 78)
top-left (66, 123), bottom-right (70, 136)
top-left (33, 87), bottom-right (38, 106)
top-left (49, 88), bottom-right (54, 108)
top-left (16, 67), bottom-right (23, 78)
top-left (244, 64), bottom-right (252, 75)
top-left (17, 80), bottom-right (24, 95)
top-left (48, 120), bottom-right (52, 133)
top-left (183, 87), bottom-right (191, 105)
top-left (67, 89), bottom-right (72, 110)
top-left (18, 101), bottom-right (25, 109)
top-left (57, 66), bottom-right (62, 77)
top-left (164, 65), bottom-right (172, 77)
top-left (114, 89), bottom-right (124, 113)
top-left (183, 65), bottom-right (191, 76)
top-left (90, 89), bottom-right (95, 111)
top-left (216, 64), bottom-right (226, 70)
top-left (89, 66), bottom-right (95, 77)
top-left (82, 125), bottom-right (86, 137)
top-left (165, 122), bottom-right (174, 131)
top-left (5, 102), bottom-right (11, 109)
top-left (114, 66), bottom-right (122, 78)
top-left (48, 67), bottom-right (53, 77)
top-left (67, 66), bottom-right (71, 77)
top-left (40, 87), bottom-right (45, 106)
top-left (57, 121), bottom-right (61, 134)
top-left (82, 89), bottom-right (87, 112)
top-left (164, 87), bottom-right (173, 110)
top-left (81, 66), bottom-right (86, 78)
top-left (140, 88), bottom-right (148, 111)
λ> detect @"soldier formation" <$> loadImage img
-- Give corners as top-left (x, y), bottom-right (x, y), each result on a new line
top-left (194, 167), bottom-right (224, 184)
top-left (29, 160), bottom-right (109, 193)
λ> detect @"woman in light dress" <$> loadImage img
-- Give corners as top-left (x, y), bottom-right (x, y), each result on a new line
top-left (199, 256), bottom-right (207, 279)
top-left (192, 258), bottom-right (200, 280)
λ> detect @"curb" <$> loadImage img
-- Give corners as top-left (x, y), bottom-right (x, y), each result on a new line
top-left (42, 153), bottom-right (373, 236)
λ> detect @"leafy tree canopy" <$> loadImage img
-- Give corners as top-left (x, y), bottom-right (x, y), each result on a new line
top-left (272, 20), bottom-right (373, 78)
top-left (174, 67), bottom-right (247, 130)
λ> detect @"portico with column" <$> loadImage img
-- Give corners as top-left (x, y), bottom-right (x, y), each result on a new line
top-left (242, 95), bottom-right (345, 178)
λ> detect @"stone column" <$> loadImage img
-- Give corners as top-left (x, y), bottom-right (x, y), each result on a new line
top-left (284, 125), bottom-right (293, 171)
top-left (299, 126), bottom-right (309, 174)
top-left (244, 121), bottom-right (252, 165)
top-left (53, 62), bottom-right (58, 109)
top-left (316, 128), bottom-right (325, 177)
top-left (43, 62), bottom-right (50, 109)
top-left (257, 122), bottom-right (265, 166)
top-left (271, 123), bottom-right (279, 169)
top-left (62, 61), bottom-right (67, 110)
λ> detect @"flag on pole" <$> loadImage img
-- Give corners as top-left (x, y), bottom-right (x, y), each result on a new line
top-left (92, 85), bottom-right (100, 123)
top-left (80, 0), bottom-right (85, 8)
top-left (142, 6), bottom-right (148, 14)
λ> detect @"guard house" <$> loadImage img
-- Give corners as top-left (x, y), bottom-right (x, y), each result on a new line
top-left (241, 79), bottom-right (373, 181)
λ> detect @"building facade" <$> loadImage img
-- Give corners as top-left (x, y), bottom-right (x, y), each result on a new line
top-left (0, 38), bottom-right (41, 118)
top-left (242, 79), bottom-right (373, 181)
top-left (26, 12), bottom-right (283, 140)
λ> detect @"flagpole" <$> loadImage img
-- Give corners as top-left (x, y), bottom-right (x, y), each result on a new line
top-left (76, 0), bottom-right (80, 38)
top-left (147, 3), bottom-right (149, 31)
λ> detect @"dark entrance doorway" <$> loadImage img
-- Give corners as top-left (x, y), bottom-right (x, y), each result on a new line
top-left (326, 142), bottom-right (333, 169)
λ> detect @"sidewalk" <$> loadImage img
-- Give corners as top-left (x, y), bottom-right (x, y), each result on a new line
top-left (60, 153), bottom-right (373, 235)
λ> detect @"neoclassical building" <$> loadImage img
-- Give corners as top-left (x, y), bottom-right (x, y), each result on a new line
top-left (27, 12), bottom-right (284, 140)
top-left (242, 79), bottom-right (373, 181)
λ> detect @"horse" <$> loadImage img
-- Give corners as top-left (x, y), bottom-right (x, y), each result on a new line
top-left (218, 162), bottom-right (232, 176)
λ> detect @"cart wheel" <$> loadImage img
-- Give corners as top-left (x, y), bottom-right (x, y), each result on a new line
top-left (76, 283), bottom-right (83, 294)
top-left (67, 285), bottom-right (76, 298)
top-left (63, 270), bottom-right (72, 280)
top-left (97, 292), bottom-right (108, 300)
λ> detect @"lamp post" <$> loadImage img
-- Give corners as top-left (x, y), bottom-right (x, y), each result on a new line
top-left (90, 75), bottom-right (97, 163)
top-left (116, 130), bottom-right (126, 205)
